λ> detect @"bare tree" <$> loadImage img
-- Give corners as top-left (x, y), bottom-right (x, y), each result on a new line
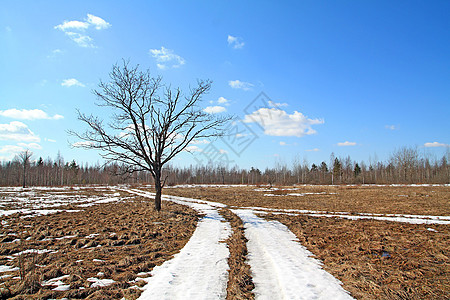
top-left (18, 150), bottom-right (33, 188)
top-left (391, 146), bottom-right (419, 183)
top-left (70, 61), bottom-right (232, 211)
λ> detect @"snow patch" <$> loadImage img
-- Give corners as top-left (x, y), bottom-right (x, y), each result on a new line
top-left (14, 249), bottom-right (56, 256)
top-left (87, 277), bottom-right (116, 288)
top-left (43, 275), bottom-right (70, 289)
top-left (53, 284), bottom-right (70, 291)
top-left (0, 265), bottom-right (19, 273)
top-left (86, 233), bottom-right (99, 239)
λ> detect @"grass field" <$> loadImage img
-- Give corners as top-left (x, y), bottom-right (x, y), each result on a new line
top-left (164, 184), bottom-right (450, 215)
top-left (1, 184), bottom-right (449, 299)
top-left (0, 187), bottom-right (200, 299)
top-left (164, 184), bottom-right (450, 299)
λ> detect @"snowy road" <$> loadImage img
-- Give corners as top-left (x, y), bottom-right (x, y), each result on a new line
top-left (233, 209), bottom-right (354, 300)
top-left (126, 190), bottom-right (231, 300)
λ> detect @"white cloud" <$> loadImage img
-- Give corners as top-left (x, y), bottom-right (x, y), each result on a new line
top-left (45, 138), bottom-right (57, 143)
top-left (86, 14), bottom-right (111, 30)
top-left (18, 142), bottom-right (42, 150)
top-left (306, 148), bottom-right (320, 152)
top-left (185, 145), bottom-right (202, 153)
top-left (0, 109), bottom-right (63, 120)
top-left (219, 149), bottom-right (228, 154)
top-left (385, 125), bottom-right (398, 130)
top-left (72, 141), bottom-right (94, 147)
top-left (55, 20), bottom-right (89, 31)
top-left (55, 14), bottom-right (110, 31)
top-left (62, 78), bottom-right (85, 87)
top-left (64, 32), bottom-right (95, 48)
top-left (279, 141), bottom-right (287, 146)
top-left (424, 142), bottom-right (449, 148)
top-left (217, 97), bottom-right (229, 105)
top-left (229, 80), bottom-right (254, 91)
top-left (269, 100), bottom-right (288, 108)
top-left (190, 139), bottom-right (210, 145)
top-left (227, 35), bottom-right (245, 49)
top-left (0, 145), bottom-right (24, 161)
top-left (47, 49), bottom-right (64, 58)
top-left (337, 141), bottom-right (357, 146)
top-left (204, 106), bottom-right (226, 114)
top-left (0, 145), bottom-right (23, 153)
top-left (54, 14), bottom-right (110, 48)
top-left (149, 47), bottom-right (185, 69)
top-left (243, 108), bottom-right (324, 137)
top-left (0, 121), bottom-right (40, 142)
top-left (156, 63), bottom-right (167, 70)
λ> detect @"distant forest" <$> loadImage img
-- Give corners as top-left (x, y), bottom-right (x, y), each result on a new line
top-left (1, 146), bottom-right (448, 187)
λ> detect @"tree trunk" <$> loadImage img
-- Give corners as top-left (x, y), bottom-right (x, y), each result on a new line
top-left (154, 172), bottom-right (162, 212)
top-left (155, 184), bottom-right (162, 211)
top-left (22, 164), bottom-right (26, 188)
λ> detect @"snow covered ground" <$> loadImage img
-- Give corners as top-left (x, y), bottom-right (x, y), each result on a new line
top-left (0, 186), bottom-right (123, 218)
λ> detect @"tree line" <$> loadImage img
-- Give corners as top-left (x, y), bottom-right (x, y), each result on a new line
top-left (1, 146), bottom-right (448, 187)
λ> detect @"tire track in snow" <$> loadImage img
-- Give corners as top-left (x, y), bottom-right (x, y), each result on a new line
top-left (125, 189), bottom-right (231, 300)
top-left (233, 209), bottom-right (354, 300)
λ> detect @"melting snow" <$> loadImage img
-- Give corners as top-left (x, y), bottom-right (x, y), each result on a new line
top-left (87, 277), bottom-right (116, 288)
top-left (0, 265), bottom-right (19, 273)
top-left (233, 209), bottom-right (353, 299)
top-left (53, 284), bottom-right (70, 291)
top-left (14, 249), bottom-right (56, 256)
top-left (86, 233), bottom-right (100, 239)
top-left (127, 189), bottom-right (231, 300)
top-left (43, 275), bottom-right (70, 290)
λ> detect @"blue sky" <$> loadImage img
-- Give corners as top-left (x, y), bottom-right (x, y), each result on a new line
top-left (1, 0), bottom-right (449, 169)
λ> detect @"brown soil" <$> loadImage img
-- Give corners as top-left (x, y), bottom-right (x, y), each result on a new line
top-left (265, 213), bottom-right (450, 299)
top-left (0, 189), bottom-right (200, 299)
top-left (220, 208), bottom-right (255, 300)
top-left (165, 184), bottom-right (450, 216)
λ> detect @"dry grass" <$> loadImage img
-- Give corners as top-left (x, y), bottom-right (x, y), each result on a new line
top-left (166, 184), bottom-right (450, 215)
top-left (220, 208), bottom-right (255, 300)
top-left (2, 184), bottom-right (449, 299)
top-left (0, 189), bottom-right (200, 299)
top-left (165, 184), bottom-right (450, 299)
